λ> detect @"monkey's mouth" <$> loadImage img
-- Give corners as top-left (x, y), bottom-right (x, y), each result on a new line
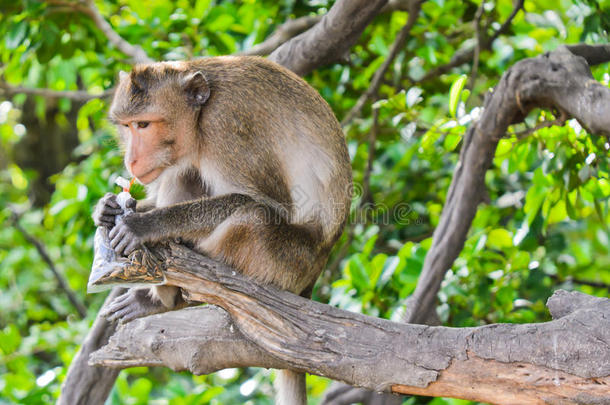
top-left (134, 167), bottom-right (164, 184)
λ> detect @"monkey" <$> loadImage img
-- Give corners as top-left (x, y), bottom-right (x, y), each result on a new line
top-left (91, 56), bottom-right (352, 405)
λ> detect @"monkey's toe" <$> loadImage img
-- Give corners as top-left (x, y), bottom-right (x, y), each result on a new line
top-left (101, 288), bottom-right (171, 323)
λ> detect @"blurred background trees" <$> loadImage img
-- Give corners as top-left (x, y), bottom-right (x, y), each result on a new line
top-left (0, 0), bottom-right (608, 403)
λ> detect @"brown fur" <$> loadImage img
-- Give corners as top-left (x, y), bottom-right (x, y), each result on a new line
top-left (107, 56), bottom-right (351, 294)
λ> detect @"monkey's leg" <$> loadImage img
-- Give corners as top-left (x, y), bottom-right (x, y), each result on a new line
top-left (197, 203), bottom-right (324, 295)
top-left (197, 205), bottom-right (324, 405)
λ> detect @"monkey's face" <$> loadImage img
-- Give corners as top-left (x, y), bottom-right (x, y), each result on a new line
top-left (115, 116), bottom-right (172, 184)
top-left (109, 64), bottom-right (211, 184)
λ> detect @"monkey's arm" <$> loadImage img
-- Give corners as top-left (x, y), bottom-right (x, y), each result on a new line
top-left (109, 193), bottom-right (254, 256)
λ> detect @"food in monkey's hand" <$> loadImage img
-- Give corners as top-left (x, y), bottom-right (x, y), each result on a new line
top-left (88, 177), bottom-right (164, 293)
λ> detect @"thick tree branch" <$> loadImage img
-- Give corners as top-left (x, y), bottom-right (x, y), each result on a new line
top-left (241, 0), bottom-right (414, 58)
top-left (89, 244), bottom-right (610, 404)
top-left (47, 0), bottom-right (153, 63)
top-left (269, 0), bottom-right (389, 76)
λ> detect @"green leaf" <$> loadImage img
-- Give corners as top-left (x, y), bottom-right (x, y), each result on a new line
top-left (448, 74), bottom-right (467, 117)
top-left (487, 229), bottom-right (513, 249)
top-left (378, 256), bottom-right (400, 289)
top-left (0, 324), bottom-right (21, 354)
top-left (6, 21), bottom-right (28, 50)
top-left (346, 256), bottom-right (369, 291)
top-left (443, 133), bottom-right (461, 151)
top-left (206, 14), bottom-right (235, 32)
top-left (547, 200), bottom-right (567, 224)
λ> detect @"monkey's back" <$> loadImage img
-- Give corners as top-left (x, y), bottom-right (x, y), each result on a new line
top-left (192, 56), bottom-right (352, 247)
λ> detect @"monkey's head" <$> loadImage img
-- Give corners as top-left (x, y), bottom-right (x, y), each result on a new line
top-left (109, 62), bottom-right (210, 184)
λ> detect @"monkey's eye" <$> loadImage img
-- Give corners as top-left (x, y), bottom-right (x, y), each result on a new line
top-left (137, 121), bottom-right (150, 129)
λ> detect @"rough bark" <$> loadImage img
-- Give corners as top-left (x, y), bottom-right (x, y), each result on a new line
top-left (240, 0), bottom-right (413, 57)
top-left (90, 244), bottom-right (610, 404)
top-left (269, 0), bottom-right (389, 76)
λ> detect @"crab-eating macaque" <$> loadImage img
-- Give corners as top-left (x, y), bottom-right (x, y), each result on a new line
top-left (91, 56), bottom-right (352, 405)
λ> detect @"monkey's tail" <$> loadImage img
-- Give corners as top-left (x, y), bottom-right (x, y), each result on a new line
top-left (275, 369), bottom-right (306, 405)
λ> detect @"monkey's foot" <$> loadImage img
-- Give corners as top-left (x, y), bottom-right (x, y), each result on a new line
top-left (100, 288), bottom-right (169, 323)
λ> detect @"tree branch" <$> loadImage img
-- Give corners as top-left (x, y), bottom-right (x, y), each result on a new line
top-left (89, 244), bottom-right (610, 404)
top-left (466, 1), bottom-right (485, 91)
top-left (241, 0), bottom-right (414, 58)
top-left (239, 16), bottom-right (322, 57)
top-left (341, 0), bottom-right (422, 125)
top-left (10, 212), bottom-right (88, 318)
top-left (359, 105), bottom-right (380, 208)
top-left (566, 43), bottom-right (610, 66)
top-left (47, 0), bottom-right (153, 63)
top-left (269, 0), bottom-right (390, 76)
top-left (403, 46), bottom-right (610, 325)
top-left (0, 82), bottom-right (113, 102)
top-left (58, 288), bottom-right (125, 405)
top-left (414, 0), bottom-right (524, 84)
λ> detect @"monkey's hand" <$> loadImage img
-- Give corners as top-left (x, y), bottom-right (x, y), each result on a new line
top-left (93, 193), bottom-right (122, 228)
top-left (100, 288), bottom-right (168, 323)
top-left (92, 193), bottom-right (137, 228)
top-left (109, 212), bottom-right (147, 256)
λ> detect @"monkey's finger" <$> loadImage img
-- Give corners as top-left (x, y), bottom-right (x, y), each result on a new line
top-left (104, 307), bottom-right (127, 323)
top-left (108, 225), bottom-right (123, 241)
top-left (103, 192), bottom-right (119, 203)
top-left (125, 197), bottom-right (137, 209)
top-left (106, 305), bottom-right (131, 323)
top-left (114, 237), bottom-right (132, 256)
top-left (115, 307), bottom-right (144, 324)
top-left (123, 241), bottom-right (141, 256)
top-left (110, 292), bottom-right (133, 306)
top-left (102, 207), bottom-right (124, 215)
top-left (94, 218), bottom-right (114, 228)
top-left (99, 215), bottom-right (119, 224)
top-left (108, 300), bottom-right (144, 323)
top-left (100, 294), bottom-right (132, 320)
top-left (101, 221), bottom-right (116, 230)
top-left (104, 200), bottom-right (120, 209)
top-left (109, 233), bottom-right (124, 252)
top-left (109, 233), bottom-right (120, 249)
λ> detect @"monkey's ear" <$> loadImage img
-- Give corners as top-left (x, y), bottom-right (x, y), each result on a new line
top-left (181, 71), bottom-right (210, 106)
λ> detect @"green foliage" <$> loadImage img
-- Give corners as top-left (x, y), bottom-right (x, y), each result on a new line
top-left (0, 0), bottom-right (608, 404)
